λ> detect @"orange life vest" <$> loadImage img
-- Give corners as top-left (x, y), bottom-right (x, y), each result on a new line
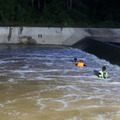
top-left (77, 62), bottom-right (84, 67)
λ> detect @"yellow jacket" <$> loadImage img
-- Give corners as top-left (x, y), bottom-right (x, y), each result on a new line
top-left (77, 62), bottom-right (84, 67)
top-left (98, 71), bottom-right (108, 79)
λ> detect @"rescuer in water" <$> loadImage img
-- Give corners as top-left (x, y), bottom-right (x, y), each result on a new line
top-left (76, 60), bottom-right (87, 67)
top-left (73, 58), bottom-right (77, 64)
top-left (98, 66), bottom-right (108, 79)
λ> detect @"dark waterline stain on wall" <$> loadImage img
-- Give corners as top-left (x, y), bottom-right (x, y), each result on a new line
top-left (7, 27), bottom-right (12, 41)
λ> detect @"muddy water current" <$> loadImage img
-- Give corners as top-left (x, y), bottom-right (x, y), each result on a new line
top-left (0, 45), bottom-right (120, 120)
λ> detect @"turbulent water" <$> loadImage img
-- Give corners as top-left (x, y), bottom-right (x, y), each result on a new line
top-left (0, 45), bottom-right (120, 120)
top-left (72, 38), bottom-right (120, 66)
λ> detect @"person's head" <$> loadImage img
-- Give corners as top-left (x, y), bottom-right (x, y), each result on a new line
top-left (74, 58), bottom-right (77, 62)
top-left (102, 66), bottom-right (106, 71)
top-left (79, 60), bottom-right (83, 62)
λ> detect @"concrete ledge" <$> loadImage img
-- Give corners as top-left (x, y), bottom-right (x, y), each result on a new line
top-left (0, 27), bottom-right (120, 45)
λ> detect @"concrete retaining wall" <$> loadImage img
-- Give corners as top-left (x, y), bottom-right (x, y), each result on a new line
top-left (0, 27), bottom-right (120, 46)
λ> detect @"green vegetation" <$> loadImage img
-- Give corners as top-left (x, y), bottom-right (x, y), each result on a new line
top-left (0, 0), bottom-right (120, 27)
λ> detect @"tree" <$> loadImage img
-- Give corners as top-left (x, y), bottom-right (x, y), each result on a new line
top-left (31, 0), bottom-right (34, 7)
top-left (63, 0), bottom-right (73, 12)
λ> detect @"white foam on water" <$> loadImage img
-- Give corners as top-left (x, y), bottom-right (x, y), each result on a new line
top-left (66, 116), bottom-right (82, 120)
top-left (76, 105), bottom-right (101, 110)
top-left (22, 64), bottom-right (29, 69)
top-left (63, 93), bottom-right (78, 98)
top-left (62, 93), bottom-right (80, 103)
top-left (56, 85), bottom-right (80, 91)
top-left (0, 60), bottom-right (10, 64)
top-left (86, 95), bottom-right (104, 100)
top-left (53, 99), bottom-right (68, 111)
top-left (8, 78), bottom-right (15, 82)
top-left (19, 73), bottom-right (25, 78)
top-left (0, 103), bottom-right (4, 108)
top-left (36, 97), bottom-right (68, 111)
top-left (31, 76), bottom-right (55, 81)
top-left (97, 115), bottom-right (105, 120)
top-left (6, 100), bottom-right (16, 104)
top-left (13, 70), bottom-right (37, 73)
top-left (8, 110), bottom-right (21, 116)
top-left (39, 69), bottom-right (63, 72)
top-left (107, 82), bottom-right (120, 85)
top-left (36, 98), bottom-right (52, 111)
top-left (45, 75), bottom-right (81, 79)
top-left (45, 62), bottom-right (53, 66)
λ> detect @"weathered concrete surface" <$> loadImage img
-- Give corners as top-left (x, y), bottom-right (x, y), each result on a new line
top-left (0, 27), bottom-right (120, 45)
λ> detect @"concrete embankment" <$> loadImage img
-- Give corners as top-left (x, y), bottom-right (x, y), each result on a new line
top-left (0, 27), bottom-right (120, 45)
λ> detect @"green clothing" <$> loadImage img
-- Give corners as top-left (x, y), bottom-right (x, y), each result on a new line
top-left (98, 71), bottom-right (108, 79)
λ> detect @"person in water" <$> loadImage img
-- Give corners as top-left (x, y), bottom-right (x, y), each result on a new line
top-left (98, 66), bottom-right (108, 79)
top-left (68, 57), bottom-right (78, 64)
top-left (76, 60), bottom-right (87, 67)
top-left (73, 58), bottom-right (77, 63)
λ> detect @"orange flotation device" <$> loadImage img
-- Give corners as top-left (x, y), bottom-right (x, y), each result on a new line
top-left (77, 62), bottom-right (84, 67)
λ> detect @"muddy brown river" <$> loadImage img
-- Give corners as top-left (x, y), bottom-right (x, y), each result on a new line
top-left (0, 45), bottom-right (120, 120)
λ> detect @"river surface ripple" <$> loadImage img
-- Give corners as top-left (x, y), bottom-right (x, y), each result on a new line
top-left (0, 45), bottom-right (120, 120)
